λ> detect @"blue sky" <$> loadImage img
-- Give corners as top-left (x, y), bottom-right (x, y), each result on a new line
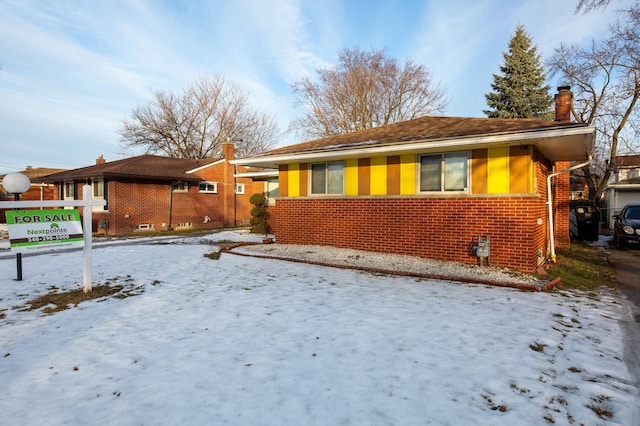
top-left (0, 0), bottom-right (619, 173)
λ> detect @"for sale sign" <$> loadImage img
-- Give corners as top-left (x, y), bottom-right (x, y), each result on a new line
top-left (5, 209), bottom-right (84, 254)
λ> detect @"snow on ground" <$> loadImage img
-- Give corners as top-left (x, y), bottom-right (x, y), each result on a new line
top-left (0, 229), bottom-right (639, 425)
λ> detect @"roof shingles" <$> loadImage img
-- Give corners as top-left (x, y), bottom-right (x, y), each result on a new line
top-left (38, 155), bottom-right (220, 183)
top-left (251, 116), bottom-right (586, 158)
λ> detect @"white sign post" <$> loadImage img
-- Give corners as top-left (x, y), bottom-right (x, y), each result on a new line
top-left (0, 185), bottom-right (105, 292)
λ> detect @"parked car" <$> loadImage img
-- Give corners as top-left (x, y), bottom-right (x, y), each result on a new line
top-left (613, 203), bottom-right (640, 249)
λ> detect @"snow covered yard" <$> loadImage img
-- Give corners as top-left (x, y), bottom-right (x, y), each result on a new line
top-left (0, 230), bottom-right (638, 425)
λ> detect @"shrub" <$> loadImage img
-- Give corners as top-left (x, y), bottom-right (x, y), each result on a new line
top-left (249, 193), bottom-right (268, 234)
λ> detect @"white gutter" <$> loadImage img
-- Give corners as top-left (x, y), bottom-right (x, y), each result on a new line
top-left (546, 156), bottom-right (592, 263)
top-left (233, 170), bottom-right (279, 178)
top-left (232, 126), bottom-right (594, 167)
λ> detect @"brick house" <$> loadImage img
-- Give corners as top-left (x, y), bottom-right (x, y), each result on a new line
top-left (233, 88), bottom-right (595, 273)
top-left (36, 143), bottom-right (264, 235)
top-left (0, 166), bottom-right (65, 222)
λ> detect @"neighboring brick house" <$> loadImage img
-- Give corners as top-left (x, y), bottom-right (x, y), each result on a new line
top-left (233, 88), bottom-right (595, 273)
top-left (604, 154), bottom-right (640, 228)
top-left (36, 143), bottom-right (264, 235)
top-left (0, 166), bottom-right (65, 222)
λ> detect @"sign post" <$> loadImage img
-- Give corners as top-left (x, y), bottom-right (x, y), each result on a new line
top-left (0, 184), bottom-right (105, 292)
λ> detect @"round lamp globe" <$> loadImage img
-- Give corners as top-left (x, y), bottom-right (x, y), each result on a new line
top-left (2, 173), bottom-right (31, 194)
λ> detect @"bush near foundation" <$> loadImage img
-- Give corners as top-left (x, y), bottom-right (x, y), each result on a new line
top-left (249, 193), bottom-right (268, 234)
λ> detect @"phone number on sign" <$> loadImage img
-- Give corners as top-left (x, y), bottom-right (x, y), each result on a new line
top-left (28, 235), bottom-right (69, 242)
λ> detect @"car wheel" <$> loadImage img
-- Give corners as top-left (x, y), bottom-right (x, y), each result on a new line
top-left (616, 234), bottom-right (627, 250)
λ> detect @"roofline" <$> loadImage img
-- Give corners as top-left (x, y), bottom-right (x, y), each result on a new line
top-left (606, 183), bottom-right (640, 189)
top-left (39, 171), bottom-right (203, 183)
top-left (187, 158), bottom-right (224, 174)
top-left (232, 126), bottom-right (595, 168)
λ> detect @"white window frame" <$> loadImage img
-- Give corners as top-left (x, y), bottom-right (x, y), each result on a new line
top-left (198, 181), bottom-right (217, 193)
top-left (310, 161), bottom-right (345, 195)
top-left (419, 152), bottom-right (469, 193)
top-left (235, 183), bottom-right (245, 194)
top-left (63, 180), bottom-right (76, 200)
top-left (91, 178), bottom-right (108, 211)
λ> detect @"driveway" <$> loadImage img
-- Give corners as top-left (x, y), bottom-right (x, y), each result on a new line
top-left (607, 246), bottom-right (640, 394)
top-left (608, 247), bottom-right (640, 322)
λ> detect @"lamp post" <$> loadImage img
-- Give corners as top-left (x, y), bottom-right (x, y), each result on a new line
top-left (2, 172), bottom-right (31, 280)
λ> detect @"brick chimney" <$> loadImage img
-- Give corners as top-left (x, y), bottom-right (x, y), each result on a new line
top-left (96, 155), bottom-right (106, 165)
top-left (553, 86), bottom-right (573, 246)
top-left (555, 86), bottom-right (573, 122)
top-left (222, 142), bottom-right (235, 160)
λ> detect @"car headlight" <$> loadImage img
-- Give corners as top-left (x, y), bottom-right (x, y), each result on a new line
top-left (636, 229), bottom-right (640, 236)
top-left (623, 225), bottom-right (635, 235)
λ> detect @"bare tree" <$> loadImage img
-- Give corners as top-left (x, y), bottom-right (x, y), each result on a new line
top-left (576, 0), bottom-right (614, 12)
top-left (576, 0), bottom-right (636, 13)
top-left (547, 4), bottom-right (640, 204)
top-left (119, 76), bottom-right (280, 159)
top-left (291, 47), bottom-right (448, 138)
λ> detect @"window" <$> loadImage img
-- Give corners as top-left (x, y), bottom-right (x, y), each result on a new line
top-left (62, 180), bottom-right (76, 209)
top-left (235, 183), bottom-right (245, 194)
top-left (172, 182), bottom-right (188, 192)
top-left (198, 181), bottom-right (217, 193)
top-left (311, 161), bottom-right (344, 194)
top-left (625, 206), bottom-right (640, 220)
top-left (91, 178), bottom-right (108, 211)
top-left (63, 181), bottom-right (76, 200)
top-left (420, 153), bottom-right (468, 192)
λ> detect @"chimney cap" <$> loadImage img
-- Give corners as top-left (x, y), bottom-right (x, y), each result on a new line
top-left (557, 85), bottom-right (571, 92)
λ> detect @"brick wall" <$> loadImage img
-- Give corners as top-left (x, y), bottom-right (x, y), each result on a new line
top-left (553, 161), bottom-right (571, 246)
top-left (75, 176), bottom-right (257, 235)
top-left (273, 195), bottom-right (548, 273)
top-left (107, 180), bottom-right (172, 233)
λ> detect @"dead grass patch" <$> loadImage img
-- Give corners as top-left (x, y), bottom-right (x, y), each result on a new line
top-left (21, 285), bottom-right (124, 314)
top-left (11, 275), bottom-right (148, 316)
top-left (541, 242), bottom-right (614, 290)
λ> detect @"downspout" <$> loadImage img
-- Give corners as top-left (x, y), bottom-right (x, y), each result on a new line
top-left (168, 183), bottom-right (174, 231)
top-left (547, 156), bottom-right (592, 263)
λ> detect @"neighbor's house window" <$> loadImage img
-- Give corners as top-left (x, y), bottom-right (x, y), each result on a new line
top-left (420, 152), bottom-right (469, 192)
top-left (311, 161), bottom-right (344, 194)
top-left (173, 182), bottom-right (189, 192)
top-left (198, 181), bottom-right (217, 193)
top-left (235, 183), bottom-right (245, 194)
top-left (63, 180), bottom-right (76, 200)
top-left (62, 180), bottom-right (76, 209)
top-left (91, 178), bottom-right (108, 211)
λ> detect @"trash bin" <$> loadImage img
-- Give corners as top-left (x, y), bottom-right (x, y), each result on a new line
top-left (576, 207), bottom-right (600, 241)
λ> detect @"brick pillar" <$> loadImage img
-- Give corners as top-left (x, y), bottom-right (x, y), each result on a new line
top-left (554, 162), bottom-right (571, 246)
top-left (222, 142), bottom-right (235, 226)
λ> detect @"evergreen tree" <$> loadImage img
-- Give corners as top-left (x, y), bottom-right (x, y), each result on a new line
top-left (484, 25), bottom-right (553, 119)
